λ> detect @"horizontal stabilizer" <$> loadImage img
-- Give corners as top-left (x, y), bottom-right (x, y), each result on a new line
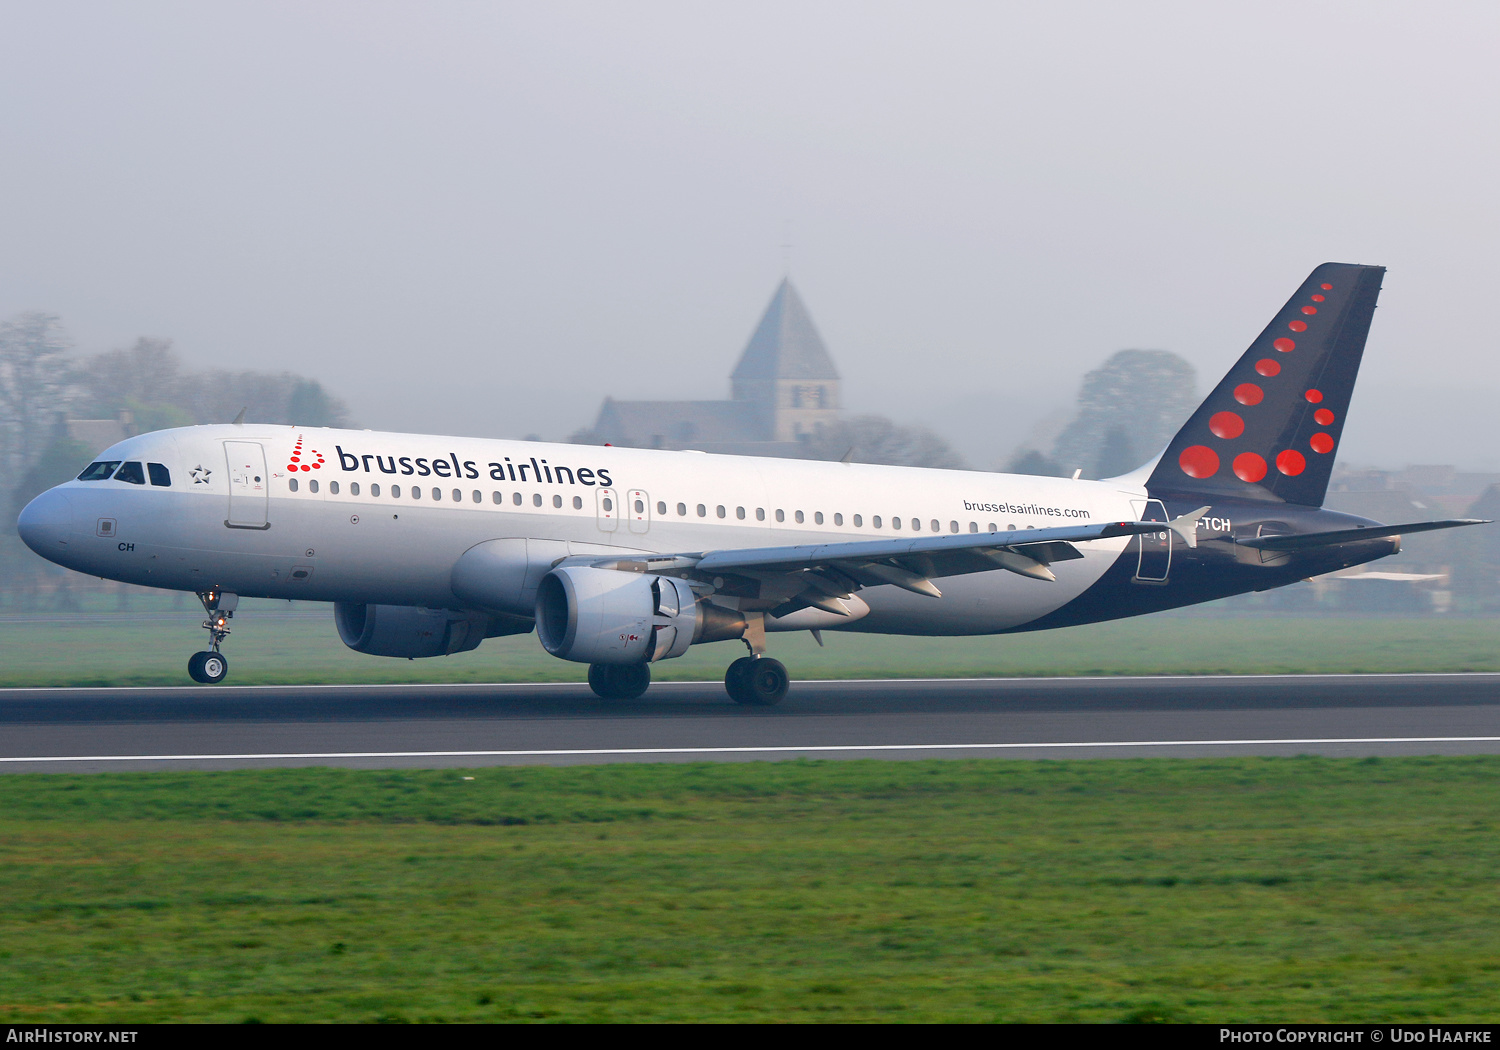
top-left (1234, 518), bottom-right (1488, 552)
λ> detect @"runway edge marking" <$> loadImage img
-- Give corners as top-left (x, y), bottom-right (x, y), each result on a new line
top-left (5, 736), bottom-right (1500, 764)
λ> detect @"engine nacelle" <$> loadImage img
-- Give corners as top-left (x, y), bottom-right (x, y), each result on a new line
top-left (334, 602), bottom-right (525, 659)
top-left (535, 566), bottom-right (734, 665)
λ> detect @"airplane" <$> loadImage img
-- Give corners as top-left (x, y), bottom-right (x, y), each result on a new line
top-left (16, 263), bottom-right (1485, 704)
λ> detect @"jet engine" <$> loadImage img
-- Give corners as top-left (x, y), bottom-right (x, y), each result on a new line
top-left (334, 602), bottom-right (527, 659)
top-left (534, 566), bottom-right (743, 664)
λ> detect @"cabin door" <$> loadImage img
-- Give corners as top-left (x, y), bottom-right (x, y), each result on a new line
top-left (224, 441), bottom-right (270, 529)
top-left (1129, 498), bottom-right (1171, 583)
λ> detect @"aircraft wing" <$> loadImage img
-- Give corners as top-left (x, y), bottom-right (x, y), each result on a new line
top-left (571, 518), bottom-right (1176, 617)
top-left (1234, 518), bottom-right (1488, 552)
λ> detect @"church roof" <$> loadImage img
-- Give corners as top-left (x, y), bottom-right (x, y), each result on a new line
top-left (730, 279), bottom-right (839, 383)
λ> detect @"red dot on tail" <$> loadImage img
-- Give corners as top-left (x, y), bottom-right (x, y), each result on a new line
top-left (1209, 411), bottom-right (1245, 439)
top-left (1311, 294), bottom-right (1325, 302)
top-left (1234, 452), bottom-right (1268, 483)
top-left (1310, 433), bottom-right (1334, 454)
top-left (1320, 283), bottom-right (1332, 290)
top-left (1234, 383), bottom-right (1264, 406)
top-left (1301, 305), bottom-right (1318, 315)
top-left (1314, 408), bottom-right (1334, 425)
top-left (1273, 338), bottom-right (1295, 353)
top-left (1277, 449), bottom-right (1306, 476)
top-left (1289, 320), bottom-right (1308, 332)
top-left (1305, 389), bottom-right (1323, 403)
top-left (1179, 445), bottom-right (1220, 479)
top-left (286, 464), bottom-right (297, 471)
top-left (1257, 359), bottom-right (1282, 376)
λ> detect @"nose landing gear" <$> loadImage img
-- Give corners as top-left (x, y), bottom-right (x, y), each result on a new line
top-left (189, 589), bottom-right (237, 684)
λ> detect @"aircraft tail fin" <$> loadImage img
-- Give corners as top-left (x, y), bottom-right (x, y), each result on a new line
top-left (1145, 263), bottom-right (1385, 507)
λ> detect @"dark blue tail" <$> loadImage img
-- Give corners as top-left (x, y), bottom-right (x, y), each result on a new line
top-left (1146, 262), bottom-right (1384, 507)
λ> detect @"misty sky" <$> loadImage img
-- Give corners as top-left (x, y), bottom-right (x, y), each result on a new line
top-left (2, 2), bottom-right (1497, 470)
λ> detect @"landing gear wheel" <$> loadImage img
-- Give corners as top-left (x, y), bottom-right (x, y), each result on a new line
top-left (588, 663), bottom-right (651, 701)
top-left (725, 656), bottom-right (788, 706)
top-left (188, 650), bottom-right (229, 685)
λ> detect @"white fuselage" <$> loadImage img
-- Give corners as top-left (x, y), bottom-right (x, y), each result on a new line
top-left (27, 424), bottom-right (1147, 635)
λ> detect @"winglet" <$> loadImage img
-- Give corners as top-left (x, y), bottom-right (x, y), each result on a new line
top-left (1168, 506), bottom-right (1211, 549)
top-left (231, 408), bottom-right (247, 426)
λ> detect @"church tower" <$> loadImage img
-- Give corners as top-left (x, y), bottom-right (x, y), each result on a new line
top-left (730, 279), bottom-right (841, 443)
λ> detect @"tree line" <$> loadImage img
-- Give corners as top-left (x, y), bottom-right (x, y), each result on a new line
top-left (1, 311), bottom-right (351, 608)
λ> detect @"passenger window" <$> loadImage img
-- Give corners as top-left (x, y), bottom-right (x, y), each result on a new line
top-left (573, 496), bottom-right (583, 510)
top-left (815, 512), bottom-right (824, 525)
top-left (351, 482), bottom-right (361, 496)
top-left (473, 490), bottom-right (482, 503)
top-left (78, 461), bottom-right (121, 481)
top-left (370, 483), bottom-right (380, 497)
top-left (289, 477), bottom-right (299, 492)
top-left (736, 506), bottom-right (745, 520)
top-left (513, 492), bottom-right (523, 506)
top-left (449, 489), bottom-right (459, 502)
top-left (852, 514), bottom-right (861, 527)
top-left (330, 481), bottom-right (340, 495)
top-left (795, 510), bottom-right (804, 524)
top-left (697, 504), bottom-right (706, 517)
top-left (716, 505), bottom-right (726, 519)
top-left (931, 520), bottom-right (940, 532)
top-left (493, 492), bottom-right (503, 504)
top-left (147, 463), bottom-right (171, 487)
top-left (533, 494), bottom-right (542, 507)
top-left (969, 522), bottom-right (977, 532)
top-left (554, 495), bottom-right (563, 508)
top-left (637, 499), bottom-right (647, 514)
top-left (892, 517), bottom-right (901, 530)
top-left (114, 461), bottom-right (146, 485)
top-left (408, 486), bottom-right (416, 499)
top-left (657, 501), bottom-right (666, 515)
top-left (834, 513), bottom-right (843, 526)
top-left (432, 488), bottom-right (442, 501)
top-left (1007, 524), bottom-right (1017, 531)
top-left (309, 479), bottom-right (319, 494)
top-left (603, 497), bottom-right (613, 512)
top-left (949, 521), bottom-right (958, 533)
top-left (756, 508), bottom-right (766, 521)
top-left (775, 509), bottom-right (785, 523)
top-left (873, 516), bottom-right (883, 529)
top-left (393, 485), bottom-right (401, 498)
top-left (677, 503), bottom-right (687, 516)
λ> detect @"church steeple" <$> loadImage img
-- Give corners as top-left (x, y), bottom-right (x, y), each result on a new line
top-left (731, 279), bottom-right (841, 442)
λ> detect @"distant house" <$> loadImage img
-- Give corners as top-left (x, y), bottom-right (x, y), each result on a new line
top-left (587, 279), bottom-right (841, 456)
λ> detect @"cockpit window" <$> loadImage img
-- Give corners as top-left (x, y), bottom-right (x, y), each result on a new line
top-left (78, 461), bottom-right (122, 481)
top-left (147, 463), bottom-right (171, 487)
top-left (114, 461), bottom-right (146, 485)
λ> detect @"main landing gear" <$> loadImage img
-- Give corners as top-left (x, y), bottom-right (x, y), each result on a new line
top-left (724, 656), bottom-right (789, 706)
top-left (588, 663), bottom-right (651, 700)
top-left (585, 656), bottom-right (789, 705)
top-left (188, 589), bottom-right (237, 684)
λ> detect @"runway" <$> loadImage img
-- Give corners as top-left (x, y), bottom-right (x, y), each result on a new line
top-left (1, 673), bottom-right (1498, 772)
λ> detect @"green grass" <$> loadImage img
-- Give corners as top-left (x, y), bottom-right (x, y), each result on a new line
top-left (1, 757), bottom-right (1497, 1022)
top-left (1, 607), bottom-right (1499, 687)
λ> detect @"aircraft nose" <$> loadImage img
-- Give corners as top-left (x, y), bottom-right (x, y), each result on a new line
top-left (17, 488), bottom-right (74, 557)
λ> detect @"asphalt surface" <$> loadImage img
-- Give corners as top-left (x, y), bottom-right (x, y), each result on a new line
top-left (0, 673), bottom-right (1497, 772)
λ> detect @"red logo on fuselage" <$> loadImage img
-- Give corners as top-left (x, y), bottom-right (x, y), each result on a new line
top-left (287, 436), bottom-right (325, 473)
